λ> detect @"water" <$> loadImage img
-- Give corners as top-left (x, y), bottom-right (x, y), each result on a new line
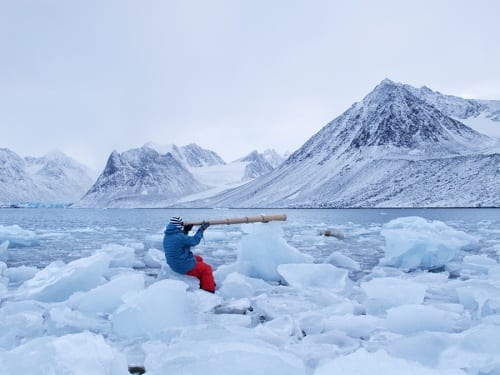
top-left (1, 208), bottom-right (499, 272)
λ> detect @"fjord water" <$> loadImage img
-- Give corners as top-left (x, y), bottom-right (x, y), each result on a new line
top-left (1, 207), bottom-right (498, 271)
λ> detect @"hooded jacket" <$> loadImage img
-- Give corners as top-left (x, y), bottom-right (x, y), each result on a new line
top-left (163, 223), bottom-right (204, 274)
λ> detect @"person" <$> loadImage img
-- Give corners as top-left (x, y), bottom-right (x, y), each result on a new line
top-left (162, 216), bottom-right (215, 293)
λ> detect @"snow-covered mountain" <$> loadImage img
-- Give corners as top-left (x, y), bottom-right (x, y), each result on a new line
top-left (182, 79), bottom-right (500, 208)
top-left (145, 142), bottom-right (226, 168)
top-left (0, 149), bottom-right (94, 206)
top-left (237, 151), bottom-right (275, 181)
top-left (174, 149), bottom-right (285, 204)
top-left (73, 143), bottom-right (285, 208)
top-left (262, 149), bottom-right (286, 168)
top-left (74, 146), bottom-right (208, 208)
top-left (403, 83), bottom-right (500, 139)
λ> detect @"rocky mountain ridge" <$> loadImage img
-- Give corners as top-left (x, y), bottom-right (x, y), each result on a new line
top-left (182, 79), bottom-right (499, 208)
top-left (74, 145), bottom-right (285, 208)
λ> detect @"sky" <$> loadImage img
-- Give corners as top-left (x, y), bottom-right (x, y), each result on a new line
top-left (1, 0), bottom-right (499, 172)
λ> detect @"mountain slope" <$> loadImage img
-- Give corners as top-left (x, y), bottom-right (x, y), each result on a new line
top-left (145, 142), bottom-right (226, 168)
top-left (0, 149), bottom-right (94, 205)
top-left (73, 142), bottom-right (286, 208)
top-left (180, 79), bottom-right (499, 208)
top-left (74, 146), bottom-right (207, 208)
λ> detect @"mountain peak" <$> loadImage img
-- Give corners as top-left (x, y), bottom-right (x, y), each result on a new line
top-left (187, 81), bottom-right (499, 208)
top-left (379, 77), bottom-right (397, 86)
top-left (143, 142), bottom-right (225, 167)
top-left (286, 80), bottom-right (492, 167)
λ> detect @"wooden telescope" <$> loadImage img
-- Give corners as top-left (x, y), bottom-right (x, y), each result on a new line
top-left (183, 213), bottom-right (287, 226)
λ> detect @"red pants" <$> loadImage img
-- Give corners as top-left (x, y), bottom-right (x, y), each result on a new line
top-left (186, 255), bottom-right (215, 293)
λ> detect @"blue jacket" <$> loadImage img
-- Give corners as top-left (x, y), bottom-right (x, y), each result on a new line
top-left (163, 223), bottom-right (204, 274)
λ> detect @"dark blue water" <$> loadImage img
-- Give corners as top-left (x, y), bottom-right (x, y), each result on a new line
top-left (1, 208), bottom-right (499, 271)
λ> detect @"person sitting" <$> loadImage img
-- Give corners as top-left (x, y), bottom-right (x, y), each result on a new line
top-left (162, 216), bottom-right (215, 293)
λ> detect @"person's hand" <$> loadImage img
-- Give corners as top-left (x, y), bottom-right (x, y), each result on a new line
top-left (200, 221), bottom-right (210, 231)
top-left (183, 224), bottom-right (193, 234)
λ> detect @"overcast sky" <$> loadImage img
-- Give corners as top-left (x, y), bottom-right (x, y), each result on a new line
top-left (1, 0), bottom-right (499, 171)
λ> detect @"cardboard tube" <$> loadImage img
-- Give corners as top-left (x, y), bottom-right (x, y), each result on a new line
top-left (183, 213), bottom-right (287, 226)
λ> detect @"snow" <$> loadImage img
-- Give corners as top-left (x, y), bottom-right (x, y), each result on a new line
top-left (458, 112), bottom-right (500, 140)
top-left (1, 211), bottom-right (500, 374)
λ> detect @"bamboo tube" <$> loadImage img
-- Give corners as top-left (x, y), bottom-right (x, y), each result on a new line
top-left (183, 213), bottom-right (287, 226)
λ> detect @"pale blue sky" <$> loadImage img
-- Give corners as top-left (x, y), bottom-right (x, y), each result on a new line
top-left (1, 0), bottom-right (499, 171)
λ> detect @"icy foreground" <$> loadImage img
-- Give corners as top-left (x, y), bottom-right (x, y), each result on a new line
top-left (1, 217), bottom-right (500, 374)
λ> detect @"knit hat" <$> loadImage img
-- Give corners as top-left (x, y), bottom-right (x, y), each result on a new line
top-left (169, 216), bottom-right (184, 230)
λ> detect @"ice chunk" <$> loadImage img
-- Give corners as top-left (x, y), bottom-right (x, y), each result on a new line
top-left (238, 222), bottom-right (313, 281)
top-left (277, 263), bottom-right (349, 291)
top-left (97, 244), bottom-right (136, 268)
top-left (386, 304), bottom-right (460, 334)
top-left (0, 300), bottom-right (46, 349)
top-left (11, 253), bottom-right (111, 302)
top-left (324, 314), bottom-right (384, 339)
top-left (314, 348), bottom-right (465, 375)
top-left (203, 230), bottom-right (236, 242)
top-left (144, 233), bottom-right (163, 249)
top-left (324, 252), bottom-right (361, 271)
top-left (67, 273), bottom-right (145, 314)
top-left (0, 267), bottom-right (7, 301)
top-left (213, 297), bottom-right (253, 315)
top-left (388, 332), bottom-right (454, 367)
top-left (361, 277), bottom-right (427, 314)
top-left (380, 216), bottom-right (476, 270)
top-left (5, 265), bottom-right (38, 284)
top-left (440, 324), bottom-right (500, 372)
top-left (143, 338), bottom-right (306, 375)
top-left (218, 272), bottom-right (271, 299)
top-left (143, 248), bottom-right (165, 268)
top-left (0, 332), bottom-right (128, 374)
top-left (456, 281), bottom-right (500, 319)
top-left (111, 279), bottom-right (194, 338)
top-left (48, 305), bottom-right (111, 332)
top-left (255, 315), bottom-right (304, 346)
top-left (0, 240), bottom-right (8, 261)
top-left (0, 225), bottom-right (39, 247)
top-left (459, 255), bottom-right (497, 278)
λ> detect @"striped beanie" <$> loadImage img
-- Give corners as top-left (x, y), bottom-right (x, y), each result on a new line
top-left (169, 216), bottom-right (184, 230)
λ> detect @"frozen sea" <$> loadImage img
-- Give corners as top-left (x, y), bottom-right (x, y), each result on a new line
top-left (0, 208), bottom-right (499, 374)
